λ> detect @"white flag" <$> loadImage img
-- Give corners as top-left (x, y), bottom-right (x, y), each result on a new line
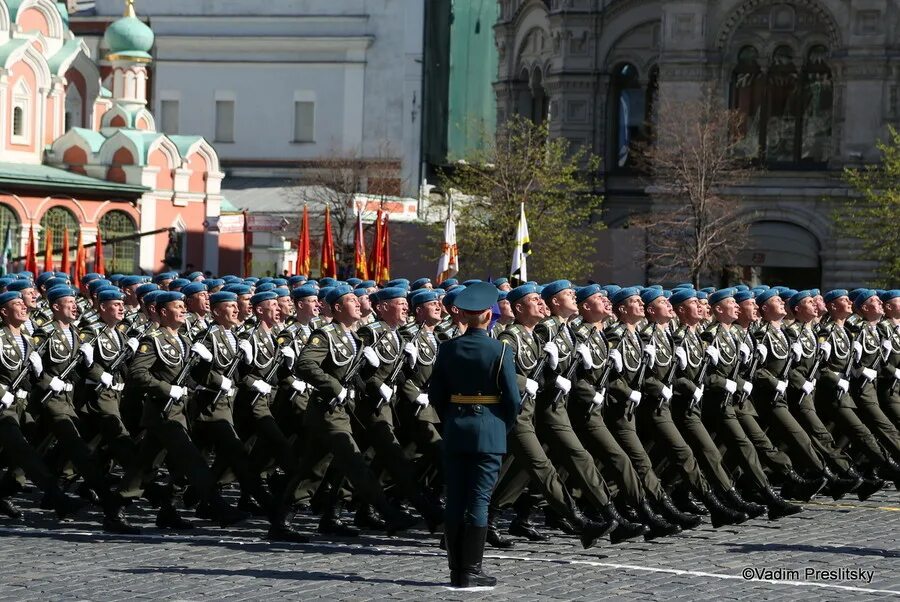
top-left (510, 202), bottom-right (531, 285)
top-left (436, 201), bottom-right (459, 283)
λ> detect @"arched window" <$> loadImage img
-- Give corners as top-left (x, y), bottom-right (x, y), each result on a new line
top-left (39, 206), bottom-right (80, 256)
top-left (99, 210), bottom-right (138, 274)
top-left (611, 63), bottom-right (652, 169)
top-left (800, 45), bottom-right (832, 162)
top-left (730, 46), bottom-right (765, 159)
top-left (12, 107), bottom-right (24, 136)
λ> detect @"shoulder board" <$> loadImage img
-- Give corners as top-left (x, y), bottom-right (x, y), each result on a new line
top-left (148, 330), bottom-right (162, 338)
top-left (604, 322), bottom-right (625, 342)
top-left (321, 323), bottom-right (337, 334)
top-left (574, 321), bottom-right (591, 338)
top-left (536, 317), bottom-right (558, 338)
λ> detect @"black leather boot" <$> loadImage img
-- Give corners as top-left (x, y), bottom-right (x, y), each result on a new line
top-left (318, 505), bottom-right (360, 537)
top-left (822, 466), bottom-right (863, 500)
top-left (446, 523), bottom-right (462, 587)
top-left (856, 471), bottom-right (886, 502)
top-left (782, 469), bottom-right (826, 501)
top-left (42, 488), bottom-right (85, 521)
top-left (657, 492), bottom-right (702, 530)
top-left (267, 508), bottom-right (311, 543)
top-left (102, 494), bottom-right (141, 535)
top-left (156, 504), bottom-right (194, 530)
top-left (354, 503), bottom-right (387, 530)
top-left (760, 487), bottom-right (802, 520)
top-left (601, 503), bottom-right (649, 544)
top-left (456, 525), bottom-right (497, 588)
top-left (376, 498), bottom-right (419, 535)
top-left (208, 493), bottom-right (250, 528)
top-left (672, 487), bottom-right (708, 515)
top-left (562, 491), bottom-right (616, 549)
top-left (723, 488), bottom-right (767, 519)
top-left (637, 501), bottom-right (681, 541)
top-left (881, 458), bottom-right (900, 482)
top-left (510, 501), bottom-right (549, 540)
top-left (0, 498), bottom-right (22, 519)
top-left (486, 508), bottom-right (514, 549)
top-left (701, 490), bottom-right (748, 528)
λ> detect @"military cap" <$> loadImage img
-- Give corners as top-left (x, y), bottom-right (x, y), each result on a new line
top-left (98, 288), bottom-right (125, 303)
top-left (274, 287), bottom-right (290, 298)
top-left (770, 286), bottom-right (789, 294)
top-left (325, 285), bottom-right (353, 306)
top-left (289, 275), bottom-right (308, 286)
top-left (210, 291), bottom-right (238, 305)
top-left (601, 284), bottom-right (622, 297)
top-left (142, 290), bottom-right (165, 306)
top-left (376, 287), bottom-right (407, 302)
top-left (185, 271), bottom-right (204, 281)
top-left (879, 289), bottom-right (900, 302)
top-left (257, 277), bottom-right (274, 286)
top-left (82, 272), bottom-right (102, 284)
top-left (541, 279), bottom-right (573, 302)
top-left (810, 288), bottom-right (821, 297)
top-left (272, 278), bottom-right (288, 287)
top-left (345, 277), bottom-right (362, 287)
top-left (168, 278), bottom-right (190, 291)
top-left (0, 291), bottom-right (22, 306)
top-left (119, 275), bottom-right (143, 287)
top-left (0, 277), bottom-right (14, 290)
top-left (755, 289), bottom-right (780, 306)
top-left (535, 286), bottom-right (545, 295)
top-left (611, 286), bottom-right (641, 307)
top-left (108, 274), bottom-right (124, 284)
top-left (646, 284), bottom-right (664, 291)
top-left (319, 277), bottom-right (338, 288)
top-left (669, 288), bottom-right (697, 305)
top-left (699, 287), bottom-right (716, 294)
top-left (87, 278), bottom-right (111, 293)
top-left (493, 278), bottom-right (510, 287)
top-left (36, 271), bottom-right (56, 286)
top-left (497, 290), bottom-right (509, 301)
top-left (292, 284), bottom-right (318, 299)
top-left (18, 271), bottom-right (33, 279)
top-left (824, 289), bottom-right (848, 303)
top-left (410, 289), bottom-right (439, 309)
top-left (152, 271), bottom-right (176, 284)
top-left (576, 284), bottom-right (604, 304)
top-left (673, 282), bottom-right (694, 290)
top-left (205, 278), bottom-right (225, 290)
top-left (733, 284), bottom-right (749, 292)
top-left (46, 285), bottom-right (77, 302)
top-left (317, 286), bottom-right (335, 300)
top-left (353, 287), bottom-right (369, 297)
top-left (156, 291), bottom-right (185, 306)
top-left (255, 282), bottom-right (276, 293)
top-left (853, 289), bottom-right (877, 309)
top-left (788, 290), bottom-right (813, 309)
top-left (750, 287), bottom-right (768, 295)
top-left (305, 279), bottom-right (318, 286)
top-left (640, 287), bottom-right (664, 305)
top-left (244, 277), bottom-right (259, 284)
top-left (411, 277), bottom-right (432, 291)
top-left (777, 289), bottom-right (796, 300)
top-left (223, 284), bottom-right (252, 296)
top-left (222, 275), bottom-right (243, 284)
top-left (386, 278), bottom-right (410, 289)
top-left (461, 279), bottom-right (482, 287)
top-left (848, 288), bottom-right (867, 301)
top-left (136, 283), bottom-right (159, 299)
top-left (5, 279), bottom-right (34, 292)
top-left (454, 282), bottom-right (499, 312)
top-left (250, 291), bottom-right (277, 305)
top-left (507, 284), bottom-right (537, 306)
top-left (755, 285), bottom-right (771, 291)
top-left (708, 288), bottom-right (736, 305)
top-left (438, 278), bottom-right (459, 290)
top-left (526, 281), bottom-right (538, 286)
top-left (696, 291), bottom-right (709, 301)
top-left (442, 285), bottom-right (467, 309)
top-left (734, 290), bottom-right (755, 304)
top-left (45, 276), bottom-right (68, 290)
top-left (360, 280), bottom-right (376, 289)
top-left (181, 282), bottom-right (208, 297)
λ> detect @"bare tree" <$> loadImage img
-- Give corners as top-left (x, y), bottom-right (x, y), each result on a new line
top-left (632, 91), bottom-right (756, 286)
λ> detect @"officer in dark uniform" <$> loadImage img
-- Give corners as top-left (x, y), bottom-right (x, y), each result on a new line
top-left (877, 290), bottom-right (900, 432)
top-left (429, 282), bottom-right (520, 588)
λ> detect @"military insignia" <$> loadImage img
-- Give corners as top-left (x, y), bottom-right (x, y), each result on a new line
top-left (311, 336), bottom-right (321, 346)
top-left (277, 337), bottom-right (286, 345)
top-left (139, 344), bottom-right (149, 353)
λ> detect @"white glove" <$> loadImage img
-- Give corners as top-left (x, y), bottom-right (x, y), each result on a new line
top-left (894, 368), bottom-right (900, 381)
top-left (126, 338), bottom-right (140, 353)
top-left (882, 339), bottom-right (892, 358)
top-left (725, 379), bottom-right (737, 394)
top-left (220, 376), bottom-right (233, 391)
top-left (661, 385), bottom-right (673, 401)
top-left (281, 346), bottom-right (296, 361)
top-left (543, 341), bottom-right (559, 370)
top-left (739, 343), bottom-right (751, 363)
top-left (252, 380), bottom-right (273, 395)
top-left (818, 341), bottom-right (832, 361)
top-left (238, 339), bottom-right (253, 364)
top-left (675, 346), bottom-right (687, 370)
top-left (801, 380), bottom-right (815, 395)
top-left (191, 342), bottom-right (212, 362)
top-left (378, 382), bottom-right (393, 403)
top-left (49, 376), bottom-right (65, 393)
top-left (0, 391), bottom-right (13, 409)
top-left (643, 343), bottom-right (656, 368)
top-left (415, 393), bottom-right (430, 407)
top-left (837, 378), bottom-right (850, 393)
top-left (756, 345), bottom-right (768, 362)
top-left (628, 390), bottom-right (642, 406)
top-left (692, 385), bottom-right (704, 403)
top-left (775, 380), bottom-right (788, 395)
top-left (705, 346), bottom-right (720, 366)
top-left (332, 387), bottom-right (348, 406)
top-left (592, 390), bottom-right (605, 408)
top-left (29, 351), bottom-right (43, 375)
top-left (290, 379), bottom-right (308, 393)
top-left (80, 343), bottom-right (94, 366)
top-left (791, 342), bottom-right (803, 362)
top-left (403, 342), bottom-right (418, 367)
top-left (609, 349), bottom-right (623, 372)
top-left (554, 375), bottom-right (571, 394)
top-left (576, 343), bottom-right (593, 369)
top-left (363, 347), bottom-right (380, 368)
top-left (169, 384), bottom-right (187, 400)
top-left (853, 341), bottom-right (864, 362)
top-left (861, 367), bottom-right (877, 382)
top-left (525, 378), bottom-right (539, 397)
top-left (100, 372), bottom-right (114, 387)
top-left (742, 381), bottom-right (753, 395)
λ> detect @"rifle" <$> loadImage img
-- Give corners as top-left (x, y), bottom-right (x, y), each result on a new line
top-left (799, 338), bottom-right (826, 402)
top-left (39, 333), bottom-right (98, 406)
top-left (161, 326), bottom-right (213, 416)
top-left (328, 329), bottom-right (388, 412)
top-left (772, 332), bottom-right (796, 405)
top-left (202, 325), bottom-right (256, 409)
top-left (837, 330), bottom-right (860, 402)
top-left (688, 335), bottom-right (715, 413)
top-left (95, 321), bottom-right (155, 392)
top-left (625, 334), bottom-right (650, 421)
top-left (736, 334), bottom-right (760, 408)
top-left (586, 331), bottom-right (618, 420)
top-left (375, 333), bottom-right (411, 412)
top-left (8, 336), bottom-right (51, 395)
top-left (249, 344), bottom-right (283, 408)
top-left (550, 323), bottom-right (580, 411)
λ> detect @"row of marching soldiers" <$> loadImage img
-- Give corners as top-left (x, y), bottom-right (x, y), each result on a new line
top-left (0, 269), bottom-right (897, 551)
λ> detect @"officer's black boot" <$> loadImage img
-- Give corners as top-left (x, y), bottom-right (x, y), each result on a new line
top-left (486, 507), bottom-right (514, 549)
top-left (42, 487), bottom-right (85, 520)
top-left (781, 469), bottom-right (827, 502)
top-left (318, 504), bottom-right (360, 537)
top-left (376, 497), bottom-right (418, 535)
top-left (657, 491), bottom-right (702, 530)
top-left (156, 503), bottom-right (194, 530)
top-left (701, 490), bottom-right (748, 528)
top-left (602, 503), bottom-right (650, 544)
top-left (723, 487), bottom-right (767, 519)
top-left (267, 505), bottom-right (311, 543)
top-left (761, 486), bottom-right (802, 520)
top-left (880, 457), bottom-right (900, 482)
top-left (207, 493), bottom-right (250, 528)
top-left (237, 492), bottom-right (267, 517)
top-left (102, 495), bottom-right (141, 535)
top-left (510, 499), bottom-right (549, 540)
top-left (456, 525), bottom-right (497, 588)
top-left (637, 500), bottom-right (681, 541)
top-left (672, 487), bottom-right (708, 515)
top-left (0, 498), bottom-right (22, 519)
top-left (821, 466), bottom-right (863, 500)
top-left (411, 491), bottom-right (444, 534)
top-left (354, 503), bottom-right (387, 530)
top-left (445, 523), bottom-right (462, 586)
top-left (855, 469), bottom-right (886, 502)
top-left (561, 491), bottom-right (616, 549)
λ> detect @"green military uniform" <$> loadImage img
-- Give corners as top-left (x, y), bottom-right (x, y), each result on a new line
top-left (876, 318), bottom-right (900, 428)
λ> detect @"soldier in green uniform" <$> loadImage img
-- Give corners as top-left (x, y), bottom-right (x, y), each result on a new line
top-left (429, 282), bottom-right (519, 588)
top-left (877, 290), bottom-right (900, 434)
top-left (181, 282), bottom-right (211, 341)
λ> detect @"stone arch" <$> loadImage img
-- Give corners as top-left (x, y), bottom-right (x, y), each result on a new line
top-left (99, 131), bottom-right (141, 166)
top-left (14, 0), bottom-right (65, 39)
top-left (714, 0), bottom-right (842, 52)
top-left (0, 1), bottom-right (10, 36)
top-left (5, 43), bottom-right (51, 91)
top-left (133, 108), bottom-right (155, 131)
top-left (602, 20), bottom-right (661, 75)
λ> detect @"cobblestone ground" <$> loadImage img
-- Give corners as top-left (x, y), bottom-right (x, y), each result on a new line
top-left (0, 487), bottom-right (898, 601)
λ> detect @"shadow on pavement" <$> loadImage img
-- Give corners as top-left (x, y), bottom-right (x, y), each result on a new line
top-left (719, 542), bottom-right (900, 558)
top-left (113, 565), bottom-right (442, 587)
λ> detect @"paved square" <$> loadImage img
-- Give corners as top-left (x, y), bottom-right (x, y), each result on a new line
top-left (0, 488), bottom-right (898, 601)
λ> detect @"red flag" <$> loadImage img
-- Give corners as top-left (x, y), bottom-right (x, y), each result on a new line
top-left (94, 229), bottom-right (105, 275)
top-left (60, 227), bottom-right (70, 276)
top-left (320, 206), bottom-right (337, 279)
top-left (242, 210), bottom-right (252, 277)
top-left (25, 225), bottom-right (37, 276)
top-left (73, 229), bottom-right (86, 289)
top-left (296, 204), bottom-right (310, 276)
top-left (43, 227), bottom-right (53, 273)
top-left (379, 214), bottom-right (391, 283)
top-left (353, 208), bottom-right (368, 280)
top-left (368, 209), bottom-right (382, 281)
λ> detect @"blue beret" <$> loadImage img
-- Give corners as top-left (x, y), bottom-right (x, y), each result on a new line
top-left (317, 286), bottom-right (334, 300)
top-left (87, 278), bottom-right (111, 292)
top-left (755, 285), bottom-right (771, 291)
top-left (662, 290), bottom-right (672, 299)
top-left (778, 289), bottom-right (798, 301)
top-left (255, 283), bottom-right (276, 293)
top-left (461, 279), bottom-right (482, 287)
top-left (0, 277), bottom-right (15, 290)
top-left (848, 288), bottom-right (867, 301)
top-left (222, 275), bottom-right (243, 284)
top-left (0, 291), bottom-right (22, 306)
top-left (185, 271), bottom-right (204, 281)
top-left (646, 285), bottom-right (664, 291)
top-left (343, 277), bottom-right (360, 287)
top-left (879, 289), bottom-right (900, 302)
top-left (535, 285), bottom-right (545, 295)
top-left (377, 287), bottom-right (407, 302)
top-left (696, 291), bottom-right (709, 301)
top-left (257, 277), bottom-right (274, 285)
top-left (640, 288), bottom-right (664, 305)
top-left (755, 289), bottom-right (780, 306)
top-left (750, 287), bottom-right (768, 295)
top-left (46, 285), bottom-right (77, 302)
top-left (318, 277), bottom-right (338, 288)
top-left (824, 289), bottom-right (848, 303)
top-left (181, 282), bottom-right (208, 297)
top-left (708, 288), bottom-right (736, 305)
top-left (360, 280), bottom-right (376, 289)
top-left (210, 291), bottom-right (238, 305)
top-left (5, 279), bottom-right (34, 292)
top-left (168, 278), bottom-right (190, 291)
top-left (454, 282), bottom-right (499, 312)
top-left (156, 291), bottom-right (185, 306)
top-left (669, 288), bottom-right (697, 305)
top-left (119, 275), bottom-right (143, 287)
top-left (82, 272), bottom-right (102, 284)
top-left (289, 275), bottom-right (308, 286)
top-left (809, 288), bottom-right (820, 297)
top-left (204, 278), bottom-right (224, 290)
top-left (493, 278), bottom-right (509, 287)
top-left (612, 286), bottom-right (641, 306)
top-left (854, 289), bottom-right (876, 309)
top-left (411, 278), bottom-right (432, 291)
top-left (17, 271), bottom-right (33, 279)
top-left (36, 271), bottom-right (56, 286)
top-left (244, 277), bottom-right (259, 284)
top-left (325, 285), bottom-right (353, 306)
top-left (497, 290), bottom-right (509, 301)
top-left (733, 284), bottom-right (749, 292)
top-left (250, 291), bottom-right (278, 305)
top-left (601, 284), bottom-right (621, 297)
top-left (223, 284), bottom-right (252, 296)
top-left (152, 272), bottom-right (176, 284)
top-left (438, 278), bottom-right (458, 290)
top-left (272, 278), bottom-right (288, 287)
top-left (98, 288), bottom-right (125, 303)
top-left (292, 284), bottom-right (318, 299)
top-left (541, 279), bottom-right (573, 302)
top-left (410, 289), bottom-right (439, 308)
top-left (673, 282), bottom-right (693, 289)
top-left (142, 290), bottom-right (164, 306)
top-left (507, 284), bottom-right (537, 306)
top-left (788, 290), bottom-right (813, 309)
top-left (274, 287), bottom-right (290, 298)
top-left (108, 274), bottom-right (124, 284)
top-left (136, 283), bottom-right (159, 299)
top-left (46, 277), bottom-right (69, 290)
top-left (734, 290), bottom-right (755, 303)
top-left (353, 287), bottom-right (369, 297)
top-left (442, 285), bottom-right (467, 308)
top-left (386, 278), bottom-right (409, 288)
top-left (699, 287), bottom-right (716, 294)
top-left (576, 284), bottom-right (603, 304)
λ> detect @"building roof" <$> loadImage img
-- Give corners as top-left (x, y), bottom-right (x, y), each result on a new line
top-left (0, 162), bottom-right (148, 197)
top-left (220, 178), bottom-right (330, 214)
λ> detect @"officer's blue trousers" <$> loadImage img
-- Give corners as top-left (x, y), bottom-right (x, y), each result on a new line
top-left (444, 451), bottom-right (502, 527)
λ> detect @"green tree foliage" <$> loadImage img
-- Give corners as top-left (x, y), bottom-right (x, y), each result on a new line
top-left (837, 126), bottom-right (900, 287)
top-left (435, 116), bottom-right (603, 282)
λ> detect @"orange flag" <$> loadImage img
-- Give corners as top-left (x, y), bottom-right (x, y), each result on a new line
top-left (353, 208), bottom-right (368, 280)
top-left (320, 205), bottom-right (336, 279)
top-left (379, 214), bottom-right (391, 283)
top-left (43, 227), bottom-right (53, 273)
top-left (73, 229), bottom-right (86, 289)
top-left (368, 209), bottom-right (383, 282)
top-left (94, 229), bottom-right (105, 275)
top-left (25, 225), bottom-right (37, 276)
top-left (242, 210), bottom-right (252, 277)
top-left (60, 227), bottom-right (70, 276)
top-left (296, 204), bottom-right (310, 276)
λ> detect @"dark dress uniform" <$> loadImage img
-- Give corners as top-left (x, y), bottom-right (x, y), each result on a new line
top-left (877, 319), bottom-right (900, 428)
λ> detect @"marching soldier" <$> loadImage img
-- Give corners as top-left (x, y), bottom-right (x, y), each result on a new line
top-left (181, 282), bottom-right (211, 341)
top-left (877, 290), bottom-right (900, 433)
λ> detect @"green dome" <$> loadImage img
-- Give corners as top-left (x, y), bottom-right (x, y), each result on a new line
top-left (104, 16), bottom-right (154, 61)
